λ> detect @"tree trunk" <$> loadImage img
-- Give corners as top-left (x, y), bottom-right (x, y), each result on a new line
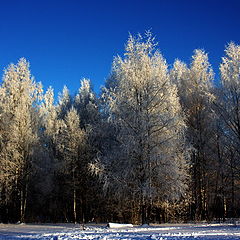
top-left (230, 159), bottom-right (235, 217)
top-left (141, 204), bottom-right (147, 225)
top-left (73, 187), bottom-right (77, 223)
top-left (73, 170), bottom-right (77, 224)
top-left (20, 182), bottom-right (28, 223)
top-left (20, 189), bottom-right (24, 223)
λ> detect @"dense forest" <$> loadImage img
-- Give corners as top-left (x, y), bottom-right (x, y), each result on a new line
top-left (0, 32), bottom-right (240, 224)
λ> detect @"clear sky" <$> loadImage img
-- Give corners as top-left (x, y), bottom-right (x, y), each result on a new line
top-left (0, 0), bottom-right (239, 95)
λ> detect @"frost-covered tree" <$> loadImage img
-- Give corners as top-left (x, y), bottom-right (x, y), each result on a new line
top-left (57, 85), bottom-right (72, 119)
top-left (216, 42), bottom-right (240, 217)
top-left (171, 50), bottom-right (215, 220)
top-left (56, 107), bottom-right (86, 223)
top-left (0, 58), bottom-right (42, 222)
top-left (40, 87), bottom-right (59, 153)
top-left (74, 79), bottom-right (106, 223)
top-left (36, 87), bottom-right (64, 219)
top-left (74, 78), bottom-right (99, 128)
top-left (74, 78), bottom-right (99, 167)
top-left (102, 33), bottom-right (188, 224)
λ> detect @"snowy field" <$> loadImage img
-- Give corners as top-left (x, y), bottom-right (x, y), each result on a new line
top-left (0, 223), bottom-right (240, 240)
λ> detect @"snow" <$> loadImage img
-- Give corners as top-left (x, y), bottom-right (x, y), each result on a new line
top-left (107, 223), bottom-right (133, 228)
top-left (0, 223), bottom-right (240, 240)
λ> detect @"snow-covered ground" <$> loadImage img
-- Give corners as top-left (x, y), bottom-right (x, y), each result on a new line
top-left (0, 223), bottom-right (240, 240)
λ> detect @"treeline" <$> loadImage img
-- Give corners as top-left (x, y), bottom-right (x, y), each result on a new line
top-left (0, 32), bottom-right (240, 224)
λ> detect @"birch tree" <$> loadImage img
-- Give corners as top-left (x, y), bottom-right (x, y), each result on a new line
top-left (102, 33), bottom-right (188, 224)
top-left (171, 50), bottom-right (215, 220)
top-left (216, 42), bottom-right (240, 217)
top-left (0, 58), bottom-right (42, 222)
top-left (57, 107), bottom-right (86, 223)
top-left (74, 79), bottom-right (102, 221)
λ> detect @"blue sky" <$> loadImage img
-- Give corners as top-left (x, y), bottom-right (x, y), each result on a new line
top-left (0, 0), bottom-right (239, 95)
